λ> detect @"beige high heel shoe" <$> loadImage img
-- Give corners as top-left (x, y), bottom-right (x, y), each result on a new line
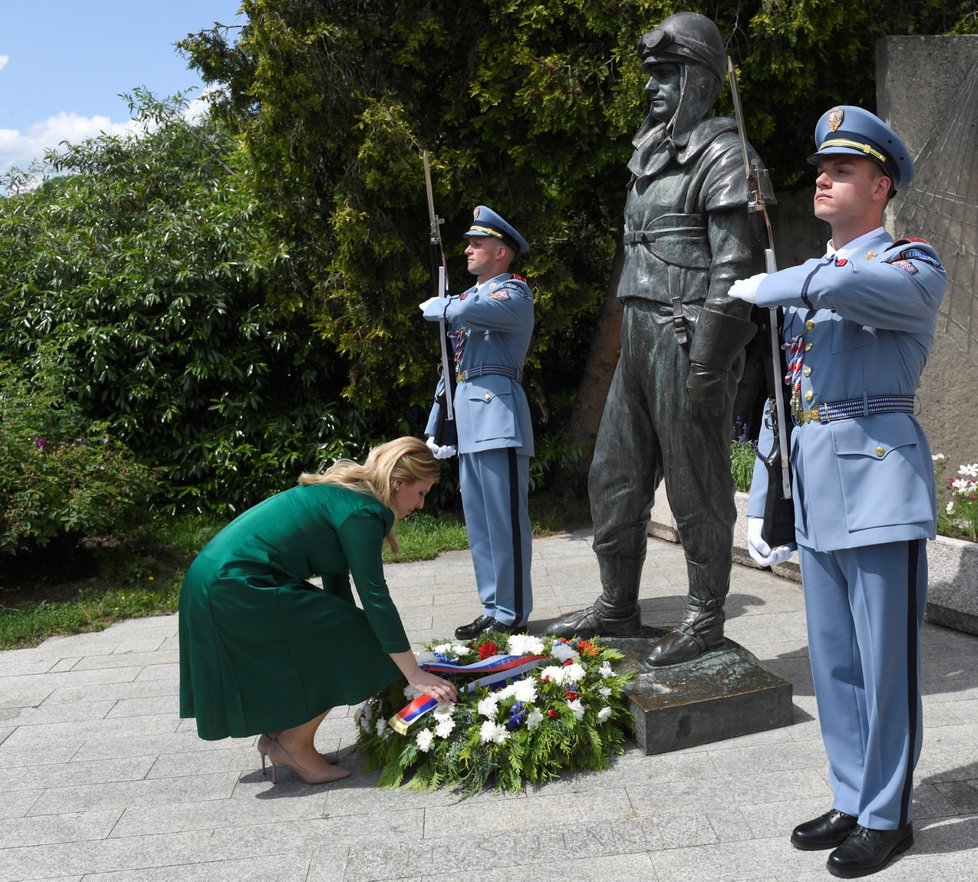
top-left (266, 739), bottom-right (351, 785)
top-left (257, 734), bottom-right (276, 775)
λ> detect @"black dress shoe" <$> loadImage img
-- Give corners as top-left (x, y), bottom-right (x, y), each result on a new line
top-left (454, 615), bottom-right (496, 640)
top-left (791, 809), bottom-right (858, 851)
top-left (488, 620), bottom-right (527, 636)
top-left (827, 824), bottom-right (913, 878)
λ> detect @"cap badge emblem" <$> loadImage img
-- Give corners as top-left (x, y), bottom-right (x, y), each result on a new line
top-left (827, 108), bottom-right (844, 132)
top-left (473, 207), bottom-right (481, 219)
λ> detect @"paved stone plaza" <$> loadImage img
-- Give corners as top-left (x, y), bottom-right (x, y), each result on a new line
top-left (1, 530), bottom-right (976, 881)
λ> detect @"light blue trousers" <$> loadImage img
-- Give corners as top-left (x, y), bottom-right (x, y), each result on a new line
top-left (459, 448), bottom-right (532, 626)
top-left (799, 539), bottom-right (927, 829)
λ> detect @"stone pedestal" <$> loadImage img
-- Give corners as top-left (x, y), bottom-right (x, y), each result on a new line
top-left (606, 635), bottom-right (794, 755)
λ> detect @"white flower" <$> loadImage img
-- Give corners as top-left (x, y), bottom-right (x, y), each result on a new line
top-left (597, 706), bottom-right (612, 723)
top-left (562, 663), bottom-right (586, 683)
top-left (433, 702), bottom-right (455, 718)
top-left (403, 684), bottom-right (424, 700)
top-left (947, 501), bottom-right (955, 514)
top-left (526, 708), bottom-right (544, 730)
top-left (375, 717), bottom-right (387, 736)
top-left (598, 662), bottom-right (614, 678)
top-left (958, 463), bottom-right (978, 478)
top-left (598, 685), bottom-right (612, 698)
top-left (477, 695), bottom-right (500, 718)
top-left (434, 716), bottom-right (456, 739)
top-left (511, 677), bottom-right (538, 704)
top-left (507, 633), bottom-right (545, 656)
top-left (414, 650), bottom-right (439, 666)
top-left (550, 642), bottom-right (580, 663)
top-left (432, 642), bottom-right (472, 658)
top-left (416, 728), bottom-right (434, 753)
top-left (539, 664), bottom-right (568, 685)
top-left (567, 699), bottom-right (585, 721)
top-left (932, 452), bottom-right (947, 462)
top-left (952, 478), bottom-right (978, 495)
top-left (479, 721), bottom-right (510, 744)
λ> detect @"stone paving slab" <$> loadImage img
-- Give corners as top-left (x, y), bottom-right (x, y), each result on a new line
top-left (1, 530), bottom-right (976, 881)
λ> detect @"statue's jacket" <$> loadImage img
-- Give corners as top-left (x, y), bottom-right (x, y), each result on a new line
top-left (618, 116), bottom-right (756, 316)
top-left (423, 273), bottom-right (534, 456)
top-left (747, 229), bottom-right (947, 551)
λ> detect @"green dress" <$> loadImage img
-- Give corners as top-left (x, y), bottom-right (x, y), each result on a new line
top-left (178, 483), bottom-right (408, 740)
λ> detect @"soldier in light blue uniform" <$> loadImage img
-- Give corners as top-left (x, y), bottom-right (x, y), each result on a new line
top-left (730, 107), bottom-right (947, 878)
top-left (420, 206), bottom-right (534, 639)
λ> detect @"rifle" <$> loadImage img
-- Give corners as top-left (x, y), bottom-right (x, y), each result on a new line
top-left (726, 57), bottom-right (795, 548)
top-left (423, 151), bottom-right (458, 447)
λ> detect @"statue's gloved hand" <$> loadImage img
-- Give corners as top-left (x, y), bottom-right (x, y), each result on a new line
top-left (728, 273), bottom-right (767, 305)
top-left (426, 436), bottom-right (457, 460)
top-left (686, 364), bottom-right (729, 418)
top-left (747, 516), bottom-right (796, 567)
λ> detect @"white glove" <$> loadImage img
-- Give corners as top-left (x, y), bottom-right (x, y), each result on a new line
top-left (425, 436), bottom-right (457, 460)
top-left (728, 273), bottom-right (768, 305)
top-left (419, 296), bottom-right (440, 313)
top-left (746, 516), bottom-right (795, 567)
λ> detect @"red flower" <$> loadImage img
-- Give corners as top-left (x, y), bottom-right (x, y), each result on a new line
top-left (478, 641), bottom-right (498, 660)
top-left (547, 709), bottom-right (558, 719)
top-left (579, 640), bottom-right (598, 658)
top-left (565, 690), bottom-right (579, 702)
top-left (562, 658), bottom-right (574, 667)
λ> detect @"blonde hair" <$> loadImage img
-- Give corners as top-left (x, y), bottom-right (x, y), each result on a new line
top-left (298, 436), bottom-right (440, 553)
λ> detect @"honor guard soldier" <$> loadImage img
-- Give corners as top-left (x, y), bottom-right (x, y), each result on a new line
top-left (731, 106), bottom-right (947, 877)
top-left (420, 206), bottom-right (534, 639)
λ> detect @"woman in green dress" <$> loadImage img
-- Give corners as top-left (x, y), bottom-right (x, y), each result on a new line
top-left (179, 436), bottom-right (457, 784)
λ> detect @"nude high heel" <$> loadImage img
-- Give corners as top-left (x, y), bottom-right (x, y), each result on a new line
top-left (266, 739), bottom-right (351, 785)
top-left (257, 734), bottom-right (276, 775)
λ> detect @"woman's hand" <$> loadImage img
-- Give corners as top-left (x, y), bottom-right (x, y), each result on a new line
top-left (408, 669), bottom-right (457, 704)
top-left (390, 650), bottom-right (457, 704)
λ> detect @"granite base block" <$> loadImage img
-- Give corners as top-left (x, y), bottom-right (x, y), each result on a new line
top-left (605, 635), bottom-right (794, 755)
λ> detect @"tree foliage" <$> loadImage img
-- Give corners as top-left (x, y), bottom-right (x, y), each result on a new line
top-left (0, 92), bottom-right (359, 514)
top-left (179, 0), bottom-right (977, 445)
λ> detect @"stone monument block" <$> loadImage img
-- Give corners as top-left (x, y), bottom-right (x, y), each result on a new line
top-left (607, 635), bottom-right (794, 755)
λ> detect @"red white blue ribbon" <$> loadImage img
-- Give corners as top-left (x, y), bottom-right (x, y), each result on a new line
top-left (389, 654), bottom-right (547, 735)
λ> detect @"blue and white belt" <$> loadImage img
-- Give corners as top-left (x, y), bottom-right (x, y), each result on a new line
top-left (456, 364), bottom-right (522, 383)
top-left (794, 394), bottom-right (916, 425)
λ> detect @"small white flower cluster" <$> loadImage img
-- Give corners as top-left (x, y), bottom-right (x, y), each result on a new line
top-left (505, 634), bottom-right (546, 656)
top-left (480, 721), bottom-right (510, 744)
top-left (428, 642), bottom-right (473, 660)
top-left (538, 662), bottom-right (586, 685)
top-left (550, 641), bottom-right (580, 663)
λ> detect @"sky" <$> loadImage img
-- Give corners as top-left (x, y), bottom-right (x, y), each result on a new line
top-left (0, 1), bottom-right (246, 175)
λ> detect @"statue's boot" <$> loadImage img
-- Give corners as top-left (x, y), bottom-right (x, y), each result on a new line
top-left (545, 555), bottom-right (644, 638)
top-left (645, 595), bottom-right (725, 666)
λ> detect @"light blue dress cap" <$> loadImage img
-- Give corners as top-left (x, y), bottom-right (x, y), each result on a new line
top-left (464, 205), bottom-right (529, 254)
top-left (809, 105), bottom-right (915, 189)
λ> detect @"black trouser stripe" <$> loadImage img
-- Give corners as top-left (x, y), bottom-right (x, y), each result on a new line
top-left (507, 448), bottom-right (525, 624)
top-left (900, 539), bottom-right (921, 826)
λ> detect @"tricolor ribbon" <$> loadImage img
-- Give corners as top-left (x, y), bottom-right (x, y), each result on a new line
top-left (388, 654), bottom-right (547, 735)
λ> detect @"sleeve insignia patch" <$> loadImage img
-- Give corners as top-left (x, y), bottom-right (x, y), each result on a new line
top-left (891, 259), bottom-right (918, 275)
top-left (488, 289), bottom-right (511, 301)
top-left (864, 251), bottom-right (878, 261)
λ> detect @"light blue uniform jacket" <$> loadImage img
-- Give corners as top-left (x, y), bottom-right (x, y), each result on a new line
top-left (423, 274), bottom-right (534, 456)
top-left (747, 229), bottom-right (946, 552)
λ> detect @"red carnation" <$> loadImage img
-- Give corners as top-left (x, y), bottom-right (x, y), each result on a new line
top-left (562, 658), bottom-right (574, 667)
top-left (478, 641), bottom-right (498, 660)
top-left (547, 709), bottom-right (558, 719)
top-left (565, 690), bottom-right (579, 702)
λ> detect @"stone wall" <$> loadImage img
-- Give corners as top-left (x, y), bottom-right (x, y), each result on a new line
top-left (878, 36), bottom-right (978, 470)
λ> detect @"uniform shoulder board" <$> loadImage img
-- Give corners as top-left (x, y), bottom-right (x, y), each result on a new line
top-left (884, 237), bottom-right (943, 271)
top-left (888, 236), bottom-right (930, 249)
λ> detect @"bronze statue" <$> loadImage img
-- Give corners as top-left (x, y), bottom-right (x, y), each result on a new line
top-left (547, 12), bottom-right (761, 666)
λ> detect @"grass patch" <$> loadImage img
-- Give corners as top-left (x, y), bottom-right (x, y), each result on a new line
top-left (0, 492), bottom-right (591, 650)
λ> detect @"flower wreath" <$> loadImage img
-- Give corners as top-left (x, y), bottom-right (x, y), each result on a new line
top-left (355, 631), bottom-right (635, 795)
